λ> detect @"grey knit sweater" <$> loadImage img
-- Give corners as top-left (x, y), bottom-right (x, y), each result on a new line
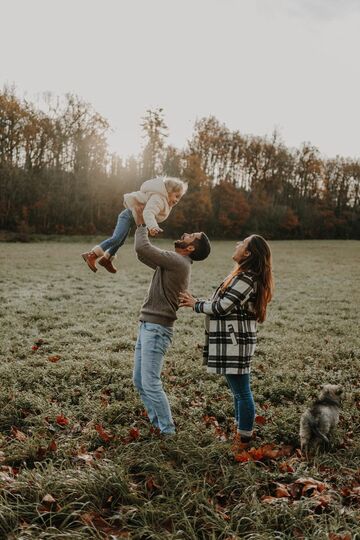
top-left (135, 226), bottom-right (192, 327)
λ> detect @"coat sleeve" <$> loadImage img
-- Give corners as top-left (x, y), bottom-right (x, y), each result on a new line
top-left (194, 275), bottom-right (255, 316)
top-left (143, 194), bottom-right (166, 230)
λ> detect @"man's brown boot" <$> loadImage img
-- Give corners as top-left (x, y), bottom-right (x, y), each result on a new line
top-left (81, 251), bottom-right (99, 272)
top-left (98, 256), bottom-right (117, 274)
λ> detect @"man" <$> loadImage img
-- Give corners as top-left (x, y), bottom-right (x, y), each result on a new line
top-left (133, 211), bottom-right (211, 436)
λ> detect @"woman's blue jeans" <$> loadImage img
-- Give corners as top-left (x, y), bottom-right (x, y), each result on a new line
top-left (99, 208), bottom-right (134, 257)
top-left (225, 373), bottom-right (255, 438)
top-left (133, 322), bottom-right (175, 434)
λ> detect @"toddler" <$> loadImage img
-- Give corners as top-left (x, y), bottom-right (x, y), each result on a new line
top-left (81, 176), bottom-right (188, 273)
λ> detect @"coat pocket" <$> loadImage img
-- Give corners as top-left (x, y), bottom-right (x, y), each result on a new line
top-left (226, 322), bottom-right (238, 346)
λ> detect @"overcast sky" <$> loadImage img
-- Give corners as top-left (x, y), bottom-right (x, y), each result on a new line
top-left (1, 0), bottom-right (360, 159)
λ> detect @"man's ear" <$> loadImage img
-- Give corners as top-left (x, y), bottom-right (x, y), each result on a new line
top-left (186, 244), bottom-right (195, 253)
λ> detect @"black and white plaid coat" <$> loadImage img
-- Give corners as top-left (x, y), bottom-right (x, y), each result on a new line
top-left (194, 272), bottom-right (257, 375)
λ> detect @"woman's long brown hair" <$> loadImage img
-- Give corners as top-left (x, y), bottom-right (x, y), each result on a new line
top-left (221, 235), bottom-right (274, 323)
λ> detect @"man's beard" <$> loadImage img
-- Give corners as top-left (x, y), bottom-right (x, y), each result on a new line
top-left (174, 240), bottom-right (188, 249)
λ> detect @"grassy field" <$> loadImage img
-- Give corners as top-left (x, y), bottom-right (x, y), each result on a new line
top-left (0, 238), bottom-right (359, 539)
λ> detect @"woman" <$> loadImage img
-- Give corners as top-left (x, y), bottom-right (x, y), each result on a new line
top-left (179, 235), bottom-right (273, 445)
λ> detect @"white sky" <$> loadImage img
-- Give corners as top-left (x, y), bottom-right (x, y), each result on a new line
top-left (1, 0), bottom-right (360, 159)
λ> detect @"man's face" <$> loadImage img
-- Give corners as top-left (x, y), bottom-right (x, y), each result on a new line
top-left (174, 232), bottom-right (202, 250)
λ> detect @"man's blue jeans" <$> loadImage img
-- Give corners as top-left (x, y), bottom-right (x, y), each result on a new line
top-left (133, 321), bottom-right (175, 434)
top-left (225, 373), bottom-right (255, 438)
top-left (99, 208), bottom-right (134, 257)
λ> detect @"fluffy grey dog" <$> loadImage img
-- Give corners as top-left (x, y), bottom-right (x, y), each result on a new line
top-left (299, 384), bottom-right (343, 453)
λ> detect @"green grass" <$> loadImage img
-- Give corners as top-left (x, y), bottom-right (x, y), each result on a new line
top-left (0, 239), bottom-right (359, 539)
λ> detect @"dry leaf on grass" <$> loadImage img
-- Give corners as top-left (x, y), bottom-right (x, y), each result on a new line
top-left (294, 477), bottom-right (328, 496)
top-left (234, 443), bottom-right (293, 463)
top-left (48, 439), bottom-right (57, 452)
top-left (328, 533), bottom-right (352, 540)
top-left (275, 483), bottom-right (292, 498)
top-left (48, 355), bottom-right (61, 363)
top-left (95, 424), bottom-right (114, 443)
top-left (56, 414), bottom-right (69, 426)
top-left (10, 427), bottom-right (27, 442)
top-left (42, 493), bottom-right (56, 504)
top-left (80, 512), bottom-right (130, 536)
top-left (261, 495), bottom-right (289, 504)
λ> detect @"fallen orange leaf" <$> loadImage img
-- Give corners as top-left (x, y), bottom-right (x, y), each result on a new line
top-left (234, 451), bottom-right (251, 463)
top-left (255, 415), bottom-right (267, 425)
top-left (48, 355), bottom-right (61, 363)
top-left (56, 415), bottom-right (69, 426)
top-left (95, 424), bottom-right (114, 443)
top-left (328, 533), bottom-right (352, 540)
top-left (146, 476), bottom-right (161, 491)
top-left (278, 461), bottom-right (295, 473)
top-left (48, 440), bottom-right (57, 452)
top-left (129, 427), bottom-right (140, 440)
top-left (295, 477), bottom-right (327, 496)
top-left (275, 483), bottom-right (291, 498)
top-left (261, 495), bottom-right (288, 504)
top-left (10, 427), bottom-right (27, 442)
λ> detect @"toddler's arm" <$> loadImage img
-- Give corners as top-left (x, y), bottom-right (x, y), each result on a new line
top-left (149, 226), bottom-right (163, 236)
top-left (143, 195), bottom-right (166, 231)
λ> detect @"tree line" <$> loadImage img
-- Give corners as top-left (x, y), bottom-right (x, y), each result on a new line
top-left (0, 87), bottom-right (359, 239)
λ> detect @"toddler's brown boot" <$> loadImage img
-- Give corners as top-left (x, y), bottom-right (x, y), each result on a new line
top-left (98, 256), bottom-right (117, 273)
top-left (81, 251), bottom-right (99, 272)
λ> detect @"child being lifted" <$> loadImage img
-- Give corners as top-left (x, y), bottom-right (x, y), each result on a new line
top-left (81, 176), bottom-right (188, 274)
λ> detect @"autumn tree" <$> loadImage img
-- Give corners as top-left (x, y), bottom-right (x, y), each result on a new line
top-left (141, 108), bottom-right (168, 179)
top-left (0, 90), bottom-right (359, 239)
top-left (211, 180), bottom-right (250, 238)
top-left (164, 153), bottom-right (212, 236)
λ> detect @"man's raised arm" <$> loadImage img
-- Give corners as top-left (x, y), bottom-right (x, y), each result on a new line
top-left (135, 226), bottom-right (179, 270)
top-left (133, 207), bottom-right (179, 270)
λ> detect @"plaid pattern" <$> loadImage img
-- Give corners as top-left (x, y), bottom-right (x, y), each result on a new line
top-left (194, 272), bottom-right (257, 375)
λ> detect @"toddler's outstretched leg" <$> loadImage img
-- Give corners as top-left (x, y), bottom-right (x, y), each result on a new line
top-left (97, 209), bottom-right (133, 274)
top-left (81, 209), bottom-right (133, 275)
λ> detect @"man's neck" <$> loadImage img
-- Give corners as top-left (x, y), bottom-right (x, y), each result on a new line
top-left (175, 248), bottom-right (190, 257)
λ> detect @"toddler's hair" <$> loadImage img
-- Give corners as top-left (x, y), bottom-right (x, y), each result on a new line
top-left (163, 177), bottom-right (188, 196)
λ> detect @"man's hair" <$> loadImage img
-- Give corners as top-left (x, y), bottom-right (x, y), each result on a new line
top-left (189, 232), bottom-right (211, 261)
top-left (163, 177), bottom-right (188, 196)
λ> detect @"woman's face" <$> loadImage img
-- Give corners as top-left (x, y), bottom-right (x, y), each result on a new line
top-left (232, 236), bottom-right (252, 263)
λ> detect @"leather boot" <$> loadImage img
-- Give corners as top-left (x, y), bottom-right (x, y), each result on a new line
top-left (98, 256), bottom-right (117, 273)
top-left (81, 251), bottom-right (99, 272)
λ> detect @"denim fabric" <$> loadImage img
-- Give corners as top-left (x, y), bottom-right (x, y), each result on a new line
top-left (99, 208), bottom-right (134, 257)
top-left (225, 373), bottom-right (255, 436)
top-left (133, 321), bottom-right (175, 434)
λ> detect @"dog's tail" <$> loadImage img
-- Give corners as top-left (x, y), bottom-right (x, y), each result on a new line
top-left (309, 418), bottom-right (329, 444)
